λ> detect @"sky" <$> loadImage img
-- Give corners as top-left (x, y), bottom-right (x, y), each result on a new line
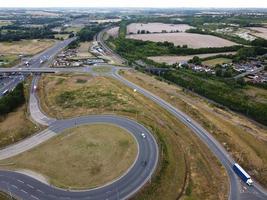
top-left (0, 0), bottom-right (267, 8)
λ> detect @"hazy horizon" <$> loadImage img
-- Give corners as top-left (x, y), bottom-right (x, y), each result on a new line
top-left (0, 0), bottom-right (267, 8)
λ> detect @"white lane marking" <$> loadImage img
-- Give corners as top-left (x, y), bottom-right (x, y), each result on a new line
top-left (27, 184), bottom-right (34, 189)
top-left (17, 179), bottom-right (24, 184)
top-left (21, 189), bottom-right (28, 194)
top-left (37, 189), bottom-right (44, 194)
top-left (11, 184), bottom-right (18, 189)
top-left (31, 195), bottom-right (39, 200)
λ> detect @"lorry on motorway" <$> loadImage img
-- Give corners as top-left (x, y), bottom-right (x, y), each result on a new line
top-left (233, 163), bottom-right (253, 186)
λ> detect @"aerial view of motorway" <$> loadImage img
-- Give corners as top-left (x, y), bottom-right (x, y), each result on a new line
top-left (0, 1), bottom-right (267, 200)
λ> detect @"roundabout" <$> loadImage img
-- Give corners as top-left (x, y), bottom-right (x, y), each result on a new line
top-left (0, 75), bottom-right (159, 200)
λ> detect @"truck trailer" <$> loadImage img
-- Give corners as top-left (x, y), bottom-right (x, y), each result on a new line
top-left (233, 163), bottom-right (253, 186)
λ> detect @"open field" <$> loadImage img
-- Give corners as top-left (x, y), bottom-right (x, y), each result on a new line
top-left (203, 58), bottom-right (233, 67)
top-left (127, 23), bottom-right (193, 34)
top-left (106, 26), bottom-right (119, 38)
top-left (37, 73), bottom-right (228, 200)
top-left (0, 40), bottom-right (55, 55)
top-left (74, 42), bottom-right (95, 59)
top-left (0, 55), bottom-right (20, 68)
top-left (90, 19), bottom-right (121, 24)
top-left (121, 69), bottom-right (267, 188)
top-left (0, 78), bottom-right (41, 148)
top-left (244, 86), bottom-right (267, 104)
top-left (248, 27), bottom-right (267, 40)
top-left (0, 124), bottom-right (137, 189)
top-left (25, 11), bottom-right (61, 17)
top-left (126, 32), bottom-right (237, 48)
top-left (0, 20), bottom-right (12, 27)
top-left (65, 26), bottom-right (83, 33)
top-left (148, 52), bottom-right (236, 65)
top-left (54, 34), bottom-right (69, 40)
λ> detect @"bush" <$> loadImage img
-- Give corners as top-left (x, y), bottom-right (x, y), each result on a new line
top-left (0, 83), bottom-right (25, 116)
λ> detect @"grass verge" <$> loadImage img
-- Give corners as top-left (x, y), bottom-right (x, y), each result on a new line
top-left (36, 73), bottom-right (228, 199)
top-left (121, 69), bottom-right (267, 188)
top-left (0, 77), bottom-right (41, 148)
top-left (0, 124), bottom-right (137, 189)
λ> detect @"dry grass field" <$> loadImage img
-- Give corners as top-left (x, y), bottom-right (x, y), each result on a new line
top-left (148, 52), bottom-right (236, 64)
top-left (121, 69), bottom-right (267, 188)
top-left (0, 124), bottom-right (137, 189)
top-left (90, 19), bottom-right (121, 24)
top-left (0, 20), bottom-right (12, 27)
top-left (248, 27), bottom-right (267, 40)
top-left (127, 23), bottom-right (193, 34)
top-left (0, 39), bottom-right (55, 55)
top-left (75, 42), bottom-right (95, 59)
top-left (0, 78), bottom-right (41, 148)
top-left (106, 26), bottom-right (119, 38)
top-left (126, 32), bottom-right (237, 48)
top-left (37, 73), bottom-right (228, 200)
top-left (203, 58), bottom-right (233, 67)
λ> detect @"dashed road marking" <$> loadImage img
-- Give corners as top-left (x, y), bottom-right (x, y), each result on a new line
top-left (11, 184), bottom-right (18, 189)
top-left (31, 195), bottom-right (39, 200)
top-left (37, 189), bottom-right (44, 194)
top-left (21, 189), bottom-right (27, 194)
top-left (17, 179), bottom-right (24, 184)
top-left (27, 184), bottom-right (34, 189)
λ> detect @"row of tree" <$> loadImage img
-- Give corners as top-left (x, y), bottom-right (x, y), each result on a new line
top-left (162, 70), bottom-right (267, 125)
top-left (0, 28), bottom-right (55, 42)
top-left (0, 83), bottom-right (25, 116)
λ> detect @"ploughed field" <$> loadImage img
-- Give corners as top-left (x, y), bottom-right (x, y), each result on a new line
top-left (148, 52), bottom-right (236, 65)
top-left (248, 27), bottom-right (267, 40)
top-left (127, 23), bottom-right (193, 34)
top-left (126, 32), bottom-right (237, 48)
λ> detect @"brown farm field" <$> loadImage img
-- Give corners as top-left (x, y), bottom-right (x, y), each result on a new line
top-left (127, 23), bottom-right (193, 34)
top-left (37, 73), bottom-right (228, 200)
top-left (74, 42), bottom-right (95, 59)
top-left (0, 39), bottom-right (55, 55)
top-left (248, 27), bottom-right (267, 40)
top-left (106, 26), bottom-right (119, 38)
top-left (148, 52), bottom-right (236, 65)
top-left (121, 69), bottom-right (267, 188)
top-left (126, 32), bottom-right (237, 48)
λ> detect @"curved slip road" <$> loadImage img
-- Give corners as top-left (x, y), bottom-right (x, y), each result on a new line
top-left (0, 75), bottom-right (159, 200)
top-left (111, 68), bottom-right (267, 200)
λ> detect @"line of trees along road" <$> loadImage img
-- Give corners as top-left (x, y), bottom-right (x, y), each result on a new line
top-left (162, 70), bottom-right (267, 126)
top-left (0, 83), bottom-right (25, 117)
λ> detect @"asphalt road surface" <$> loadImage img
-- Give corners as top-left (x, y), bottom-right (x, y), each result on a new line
top-left (1, 26), bottom-right (267, 199)
top-left (0, 37), bottom-right (75, 97)
top-left (95, 26), bottom-right (267, 199)
top-left (0, 73), bottom-right (159, 200)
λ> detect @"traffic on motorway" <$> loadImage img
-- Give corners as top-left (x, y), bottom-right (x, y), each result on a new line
top-left (0, 28), bottom-right (266, 200)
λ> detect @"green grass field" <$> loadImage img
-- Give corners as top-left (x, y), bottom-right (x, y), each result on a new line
top-left (0, 55), bottom-right (20, 68)
top-left (203, 58), bottom-right (232, 67)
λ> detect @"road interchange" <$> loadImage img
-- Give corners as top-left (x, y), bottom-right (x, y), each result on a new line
top-left (0, 28), bottom-right (266, 199)
top-left (0, 74), bottom-right (159, 200)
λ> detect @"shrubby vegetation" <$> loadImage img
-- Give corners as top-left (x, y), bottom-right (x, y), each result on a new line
top-left (110, 37), bottom-right (242, 63)
top-left (78, 24), bottom-right (106, 42)
top-left (0, 83), bottom-right (25, 116)
top-left (0, 27), bottom-right (55, 42)
top-left (162, 70), bottom-right (267, 125)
